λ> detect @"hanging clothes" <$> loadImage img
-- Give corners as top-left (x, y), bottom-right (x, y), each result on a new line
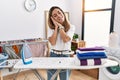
top-left (12, 45), bottom-right (19, 54)
top-left (0, 46), bottom-right (2, 53)
top-left (2, 46), bottom-right (20, 59)
top-left (28, 42), bottom-right (47, 57)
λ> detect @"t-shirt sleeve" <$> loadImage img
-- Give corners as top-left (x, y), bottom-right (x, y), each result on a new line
top-left (47, 27), bottom-right (54, 39)
top-left (66, 25), bottom-right (75, 40)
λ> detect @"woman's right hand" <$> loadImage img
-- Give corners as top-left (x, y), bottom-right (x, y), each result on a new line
top-left (51, 17), bottom-right (59, 29)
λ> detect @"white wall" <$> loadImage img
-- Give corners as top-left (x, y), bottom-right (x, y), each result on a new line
top-left (0, 0), bottom-right (73, 41)
top-left (1, 0), bottom-right (119, 44)
top-left (68, 0), bottom-right (82, 40)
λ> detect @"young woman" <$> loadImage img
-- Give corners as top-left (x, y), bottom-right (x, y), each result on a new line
top-left (47, 6), bottom-right (75, 80)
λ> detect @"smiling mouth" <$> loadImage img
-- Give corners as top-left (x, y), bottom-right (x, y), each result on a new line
top-left (58, 19), bottom-right (61, 21)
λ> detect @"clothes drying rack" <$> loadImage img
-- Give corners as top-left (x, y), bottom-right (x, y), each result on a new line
top-left (0, 40), bottom-right (48, 80)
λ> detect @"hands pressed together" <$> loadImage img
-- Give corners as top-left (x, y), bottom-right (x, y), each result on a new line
top-left (51, 17), bottom-right (64, 30)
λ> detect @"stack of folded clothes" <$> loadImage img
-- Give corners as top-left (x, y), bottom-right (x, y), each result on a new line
top-left (74, 47), bottom-right (107, 66)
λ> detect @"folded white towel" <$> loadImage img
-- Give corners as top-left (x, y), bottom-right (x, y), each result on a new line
top-left (76, 50), bottom-right (105, 54)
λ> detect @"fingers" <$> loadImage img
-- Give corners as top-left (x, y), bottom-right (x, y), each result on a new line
top-left (51, 17), bottom-right (56, 24)
top-left (51, 17), bottom-right (59, 29)
top-left (51, 17), bottom-right (62, 27)
top-left (51, 17), bottom-right (56, 25)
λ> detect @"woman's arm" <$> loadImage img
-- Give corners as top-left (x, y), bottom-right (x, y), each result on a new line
top-left (59, 28), bottom-right (71, 43)
top-left (48, 17), bottom-right (59, 45)
top-left (59, 25), bottom-right (75, 43)
top-left (48, 27), bottom-right (58, 45)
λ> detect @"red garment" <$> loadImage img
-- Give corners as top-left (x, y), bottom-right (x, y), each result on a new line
top-left (0, 46), bottom-right (2, 53)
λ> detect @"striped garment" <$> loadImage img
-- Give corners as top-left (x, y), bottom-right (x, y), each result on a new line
top-left (74, 55), bottom-right (107, 66)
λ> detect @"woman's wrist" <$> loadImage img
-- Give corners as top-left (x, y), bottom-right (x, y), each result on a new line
top-left (59, 26), bottom-right (64, 30)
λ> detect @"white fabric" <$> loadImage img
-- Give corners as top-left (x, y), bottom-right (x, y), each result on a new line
top-left (51, 50), bottom-right (74, 55)
top-left (103, 46), bottom-right (120, 65)
top-left (48, 24), bottom-right (75, 50)
top-left (76, 49), bottom-right (105, 54)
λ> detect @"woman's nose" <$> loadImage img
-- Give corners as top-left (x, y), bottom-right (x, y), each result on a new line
top-left (57, 14), bottom-right (61, 18)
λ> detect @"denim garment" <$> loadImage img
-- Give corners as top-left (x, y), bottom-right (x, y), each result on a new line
top-left (47, 52), bottom-right (71, 80)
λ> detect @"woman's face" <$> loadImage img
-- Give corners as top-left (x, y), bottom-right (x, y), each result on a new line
top-left (52, 8), bottom-right (65, 24)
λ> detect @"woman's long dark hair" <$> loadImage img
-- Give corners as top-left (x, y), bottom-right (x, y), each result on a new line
top-left (48, 6), bottom-right (70, 32)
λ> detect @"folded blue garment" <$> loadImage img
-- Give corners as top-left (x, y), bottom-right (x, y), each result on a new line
top-left (76, 52), bottom-right (107, 59)
top-left (78, 47), bottom-right (105, 51)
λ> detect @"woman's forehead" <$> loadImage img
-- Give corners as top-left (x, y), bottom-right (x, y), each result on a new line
top-left (52, 9), bottom-right (62, 14)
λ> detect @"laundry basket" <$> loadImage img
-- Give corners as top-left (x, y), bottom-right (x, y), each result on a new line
top-left (0, 53), bottom-right (8, 66)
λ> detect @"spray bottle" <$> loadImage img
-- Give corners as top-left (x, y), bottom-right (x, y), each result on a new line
top-left (109, 31), bottom-right (119, 48)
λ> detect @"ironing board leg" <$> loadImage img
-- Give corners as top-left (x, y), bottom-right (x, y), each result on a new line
top-left (66, 69), bottom-right (70, 80)
top-left (32, 69), bottom-right (45, 80)
top-left (50, 69), bottom-right (69, 80)
top-left (50, 69), bottom-right (61, 80)
top-left (0, 70), bottom-right (3, 80)
top-left (13, 69), bottom-right (21, 80)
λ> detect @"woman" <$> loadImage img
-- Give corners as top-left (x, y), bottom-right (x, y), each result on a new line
top-left (47, 6), bottom-right (75, 80)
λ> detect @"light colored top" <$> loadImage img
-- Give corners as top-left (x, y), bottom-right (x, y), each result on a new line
top-left (48, 24), bottom-right (75, 50)
top-left (14, 57), bottom-right (118, 69)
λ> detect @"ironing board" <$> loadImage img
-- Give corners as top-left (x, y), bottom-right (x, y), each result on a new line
top-left (13, 57), bottom-right (118, 80)
top-left (0, 59), bottom-right (19, 80)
